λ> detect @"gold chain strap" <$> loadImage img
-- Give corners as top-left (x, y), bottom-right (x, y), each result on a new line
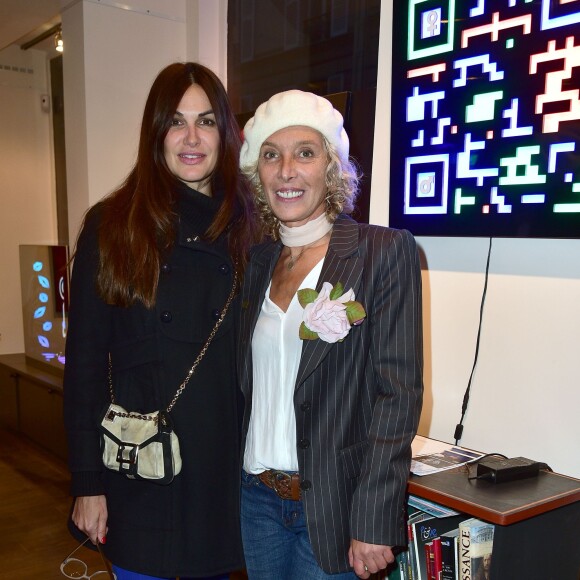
top-left (107, 267), bottom-right (239, 419)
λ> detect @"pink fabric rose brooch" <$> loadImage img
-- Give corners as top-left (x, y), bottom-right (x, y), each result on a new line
top-left (298, 281), bottom-right (366, 343)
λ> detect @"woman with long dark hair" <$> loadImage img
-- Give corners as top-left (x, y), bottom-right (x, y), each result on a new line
top-left (63, 62), bottom-right (258, 579)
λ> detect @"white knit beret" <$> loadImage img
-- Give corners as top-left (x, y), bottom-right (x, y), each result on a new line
top-left (239, 90), bottom-right (349, 168)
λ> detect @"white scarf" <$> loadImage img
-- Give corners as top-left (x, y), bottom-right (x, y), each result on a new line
top-left (278, 213), bottom-right (333, 247)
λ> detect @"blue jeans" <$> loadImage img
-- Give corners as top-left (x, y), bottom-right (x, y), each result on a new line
top-left (111, 565), bottom-right (229, 580)
top-left (241, 470), bottom-right (357, 580)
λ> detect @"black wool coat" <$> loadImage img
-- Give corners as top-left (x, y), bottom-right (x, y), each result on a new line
top-left (63, 186), bottom-right (244, 577)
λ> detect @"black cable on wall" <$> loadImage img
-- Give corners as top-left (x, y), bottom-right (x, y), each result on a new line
top-left (454, 237), bottom-right (493, 445)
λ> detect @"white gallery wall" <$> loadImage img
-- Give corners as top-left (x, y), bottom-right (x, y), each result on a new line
top-left (62, 0), bottom-right (187, 244)
top-left (373, 2), bottom-right (580, 478)
top-left (0, 45), bottom-right (58, 355)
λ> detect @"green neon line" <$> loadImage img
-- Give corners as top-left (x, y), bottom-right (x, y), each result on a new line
top-left (553, 204), bottom-right (580, 213)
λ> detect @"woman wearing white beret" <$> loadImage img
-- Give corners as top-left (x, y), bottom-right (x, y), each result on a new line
top-left (237, 90), bottom-right (424, 579)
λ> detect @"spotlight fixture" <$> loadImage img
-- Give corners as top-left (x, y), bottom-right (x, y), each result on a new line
top-left (55, 30), bottom-right (63, 52)
top-left (21, 24), bottom-right (63, 51)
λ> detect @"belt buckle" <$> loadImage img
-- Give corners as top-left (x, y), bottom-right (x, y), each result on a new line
top-left (271, 470), bottom-right (297, 500)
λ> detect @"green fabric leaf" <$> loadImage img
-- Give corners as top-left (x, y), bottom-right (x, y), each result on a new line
top-left (298, 288), bottom-right (318, 307)
top-left (345, 301), bottom-right (366, 325)
top-left (329, 282), bottom-right (344, 300)
top-left (299, 322), bottom-right (319, 340)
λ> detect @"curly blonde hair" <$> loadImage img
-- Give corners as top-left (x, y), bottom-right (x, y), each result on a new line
top-left (242, 136), bottom-right (360, 240)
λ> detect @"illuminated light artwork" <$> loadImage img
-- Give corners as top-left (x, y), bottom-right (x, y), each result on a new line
top-left (530, 36), bottom-right (580, 133)
top-left (457, 133), bottom-right (499, 186)
top-left (34, 306), bottom-right (47, 318)
top-left (502, 98), bottom-right (533, 138)
top-left (390, 0), bottom-right (580, 237)
top-left (461, 12), bottom-right (532, 48)
top-left (454, 188), bottom-right (476, 214)
top-left (541, 0), bottom-right (580, 30)
top-left (405, 154), bottom-right (450, 214)
top-left (31, 260), bottom-right (67, 360)
top-left (19, 246), bottom-right (68, 369)
top-left (408, 0), bottom-right (456, 59)
top-left (466, 91), bottom-right (504, 123)
top-left (408, 62), bottom-right (447, 81)
top-left (453, 54), bottom-right (504, 88)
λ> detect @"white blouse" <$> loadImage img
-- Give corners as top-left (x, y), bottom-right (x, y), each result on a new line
top-left (243, 260), bottom-right (323, 474)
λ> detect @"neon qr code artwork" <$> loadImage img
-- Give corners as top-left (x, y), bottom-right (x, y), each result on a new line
top-left (389, 0), bottom-right (580, 237)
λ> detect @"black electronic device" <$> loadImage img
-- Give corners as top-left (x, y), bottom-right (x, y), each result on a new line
top-left (476, 456), bottom-right (546, 483)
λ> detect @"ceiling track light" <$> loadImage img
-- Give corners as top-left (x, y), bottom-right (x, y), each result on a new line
top-left (20, 24), bottom-right (62, 51)
top-left (55, 31), bottom-right (63, 52)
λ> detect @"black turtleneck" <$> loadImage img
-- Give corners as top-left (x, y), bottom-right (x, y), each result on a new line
top-left (176, 182), bottom-right (223, 239)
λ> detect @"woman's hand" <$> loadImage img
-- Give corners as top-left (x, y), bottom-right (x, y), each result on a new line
top-left (349, 539), bottom-right (395, 578)
top-left (72, 495), bottom-right (108, 545)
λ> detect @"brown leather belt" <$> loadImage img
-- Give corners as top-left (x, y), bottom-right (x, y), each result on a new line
top-left (258, 470), bottom-right (301, 501)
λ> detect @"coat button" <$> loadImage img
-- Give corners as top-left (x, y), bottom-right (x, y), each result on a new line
top-left (218, 263), bottom-right (230, 275)
top-left (160, 310), bottom-right (172, 323)
top-left (211, 308), bottom-right (221, 321)
top-left (300, 401), bottom-right (311, 412)
top-left (161, 263), bottom-right (171, 273)
top-left (300, 480), bottom-right (312, 491)
top-left (298, 438), bottom-right (310, 449)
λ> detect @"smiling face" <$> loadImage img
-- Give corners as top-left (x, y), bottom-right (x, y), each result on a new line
top-left (163, 83), bottom-right (220, 196)
top-left (257, 126), bottom-right (329, 228)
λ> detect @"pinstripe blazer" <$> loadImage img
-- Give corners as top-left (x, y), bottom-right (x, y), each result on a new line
top-left (237, 214), bottom-right (424, 574)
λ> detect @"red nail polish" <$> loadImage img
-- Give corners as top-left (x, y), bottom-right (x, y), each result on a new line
top-left (100, 536), bottom-right (106, 544)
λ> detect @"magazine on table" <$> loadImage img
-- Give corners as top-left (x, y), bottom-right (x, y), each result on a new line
top-left (411, 435), bottom-right (484, 476)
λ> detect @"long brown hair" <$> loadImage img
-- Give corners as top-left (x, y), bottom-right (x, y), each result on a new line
top-left (94, 62), bottom-right (258, 308)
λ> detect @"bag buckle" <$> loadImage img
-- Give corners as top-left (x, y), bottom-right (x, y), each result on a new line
top-left (116, 442), bottom-right (139, 471)
top-left (105, 409), bottom-right (117, 422)
top-left (158, 410), bottom-right (173, 433)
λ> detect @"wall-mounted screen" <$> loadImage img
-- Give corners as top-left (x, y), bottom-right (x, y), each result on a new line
top-left (389, 0), bottom-right (580, 237)
top-left (19, 245), bottom-right (69, 373)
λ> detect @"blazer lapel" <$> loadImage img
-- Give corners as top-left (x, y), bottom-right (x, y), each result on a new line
top-left (239, 241), bottom-right (282, 397)
top-left (295, 215), bottom-right (363, 389)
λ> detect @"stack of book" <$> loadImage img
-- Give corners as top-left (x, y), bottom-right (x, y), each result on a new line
top-left (385, 498), bottom-right (494, 580)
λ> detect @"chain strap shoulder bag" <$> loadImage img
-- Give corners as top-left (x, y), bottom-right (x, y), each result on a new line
top-left (99, 269), bottom-right (238, 485)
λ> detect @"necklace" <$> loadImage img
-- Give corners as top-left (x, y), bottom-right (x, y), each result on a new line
top-left (286, 233), bottom-right (331, 270)
top-left (287, 248), bottom-right (305, 271)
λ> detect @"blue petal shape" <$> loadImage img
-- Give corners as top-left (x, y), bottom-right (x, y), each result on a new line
top-left (33, 306), bottom-right (46, 318)
top-left (39, 292), bottom-right (49, 303)
top-left (33, 261), bottom-right (43, 272)
top-left (43, 322), bottom-right (53, 331)
top-left (38, 275), bottom-right (50, 288)
top-left (38, 335), bottom-right (50, 347)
